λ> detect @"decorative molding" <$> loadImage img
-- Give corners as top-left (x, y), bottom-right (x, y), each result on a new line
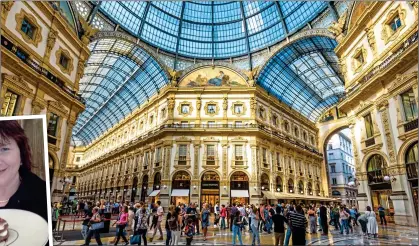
top-left (381, 5), bottom-right (406, 45)
top-left (15, 8), bottom-right (42, 47)
top-left (47, 100), bottom-right (69, 118)
top-left (365, 26), bottom-right (377, 55)
top-left (203, 101), bottom-right (219, 117)
top-left (1, 73), bottom-right (33, 98)
top-left (45, 26), bottom-right (58, 61)
top-left (79, 17), bottom-right (99, 45)
top-left (177, 101), bottom-right (193, 117)
top-left (351, 46), bottom-right (367, 74)
top-left (1, 1), bottom-right (14, 23)
top-left (377, 102), bottom-right (397, 164)
top-left (328, 11), bottom-right (347, 42)
top-left (75, 55), bottom-right (87, 90)
top-left (55, 47), bottom-right (74, 75)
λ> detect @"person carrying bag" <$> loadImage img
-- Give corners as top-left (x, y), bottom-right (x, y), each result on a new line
top-left (114, 205), bottom-right (129, 245)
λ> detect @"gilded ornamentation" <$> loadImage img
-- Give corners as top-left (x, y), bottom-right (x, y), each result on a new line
top-left (1, 1), bottom-right (14, 23)
top-left (204, 101), bottom-right (219, 117)
top-left (196, 97), bottom-right (201, 111)
top-left (381, 6), bottom-right (406, 44)
top-left (231, 101), bottom-right (247, 117)
top-left (365, 27), bottom-right (377, 54)
top-left (338, 58), bottom-right (347, 81)
top-left (245, 66), bottom-right (259, 86)
top-left (351, 46), bottom-right (367, 74)
top-left (328, 11), bottom-right (347, 42)
top-left (80, 17), bottom-right (99, 45)
top-left (378, 104), bottom-right (397, 164)
top-left (222, 142), bottom-right (228, 179)
top-left (45, 27), bottom-right (58, 61)
top-left (15, 9), bottom-right (43, 47)
top-left (75, 55), bottom-right (87, 89)
top-left (167, 96), bottom-right (175, 114)
top-left (349, 123), bottom-right (361, 169)
top-left (168, 68), bottom-right (182, 86)
top-left (55, 47), bottom-right (74, 75)
top-left (193, 143), bottom-right (200, 179)
top-left (177, 101), bottom-right (193, 117)
top-left (250, 97), bottom-right (257, 117)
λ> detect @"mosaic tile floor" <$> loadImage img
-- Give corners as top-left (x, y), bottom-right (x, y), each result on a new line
top-left (56, 223), bottom-right (418, 245)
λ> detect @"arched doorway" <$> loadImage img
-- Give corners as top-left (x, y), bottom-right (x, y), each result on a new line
top-left (405, 142), bottom-right (418, 220)
top-left (140, 175), bottom-right (148, 202)
top-left (131, 177), bottom-right (138, 203)
top-left (171, 171), bottom-right (191, 206)
top-left (149, 172), bottom-right (161, 203)
top-left (288, 178), bottom-right (294, 193)
top-left (230, 171), bottom-right (249, 205)
top-left (366, 154), bottom-right (394, 216)
top-left (276, 177), bottom-right (283, 193)
top-left (201, 171), bottom-right (220, 212)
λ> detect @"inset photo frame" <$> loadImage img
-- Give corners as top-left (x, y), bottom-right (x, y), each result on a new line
top-left (0, 115), bottom-right (52, 246)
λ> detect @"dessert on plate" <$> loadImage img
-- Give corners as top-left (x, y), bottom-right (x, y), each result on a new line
top-left (0, 217), bottom-right (8, 242)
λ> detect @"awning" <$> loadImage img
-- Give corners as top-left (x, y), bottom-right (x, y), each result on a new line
top-left (231, 190), bottom-right (249, 198)
top-left (171, 189), bottom-right (189, 197)
top-left (262, 191), bottom-right (277, 200)
top-left (148, 190), bottom-right (160, 197)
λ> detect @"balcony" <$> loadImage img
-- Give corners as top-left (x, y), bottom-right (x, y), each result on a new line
top-left (404, 119), bottom-right (418, 133)
top-left (406, 162), bottom-right (418, 180)
top-left (365, 137), bottom-right (375, 147)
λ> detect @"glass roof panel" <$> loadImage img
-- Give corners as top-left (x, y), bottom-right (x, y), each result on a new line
top-left (93, 1), bottom-right (327, 58)
top-left (73, 39), bottom-right (169, 146)
top-left (258, 36), bottom-right (344, 122)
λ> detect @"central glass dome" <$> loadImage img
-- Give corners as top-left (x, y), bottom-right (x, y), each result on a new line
top-left (97, 1), bottom-right (328, 58)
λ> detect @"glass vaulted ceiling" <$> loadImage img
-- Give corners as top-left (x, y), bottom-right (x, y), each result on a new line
top-left (258, 36), bottom-right (344, 122)
top-left (96, 1), bottom-right (328, 58)
top-left (72, 39), bottom-right (168, 146)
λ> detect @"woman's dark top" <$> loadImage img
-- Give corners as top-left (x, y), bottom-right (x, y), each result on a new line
top-left (0, 171), bottom-right (48, 222)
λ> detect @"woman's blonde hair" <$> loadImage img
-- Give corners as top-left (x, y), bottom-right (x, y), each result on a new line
top-left (169, 205), bottom-right (175, 213)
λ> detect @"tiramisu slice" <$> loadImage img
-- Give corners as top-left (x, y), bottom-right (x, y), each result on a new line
top-left (0, 218), bottom-right (8, 242)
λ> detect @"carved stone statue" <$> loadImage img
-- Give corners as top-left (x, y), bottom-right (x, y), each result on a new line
top-left (80, 17), bottom-right (99, 45)
top-left (196, 97), bottom-right (201, 110)
top-left (45, 28), bottom-right (58, 60)
top-left (328, 12), bottom-right (347, 42)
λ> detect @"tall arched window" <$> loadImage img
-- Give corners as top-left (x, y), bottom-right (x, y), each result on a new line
top-left (276, 177), bottom-right (283, 192)
top-left (298, 180), bottom-right (304, 194)
top-left (307, 182), bottom-right (313, 195)
top-left (406, 142), bottom-right (418, 180)
top-left (288, 179), bottom-right (294, 193)
top-left (261, 173), bottom-right (270, 191)
top-left (367, 154), bottom-right (387, 184)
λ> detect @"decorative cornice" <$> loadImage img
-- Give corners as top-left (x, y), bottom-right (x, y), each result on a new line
top-left (1, 73), bottom-right (33, 98)
top-left (1, 1), bottom-right (14, 23)
top-left (47, 100), bottom-right (69, 118)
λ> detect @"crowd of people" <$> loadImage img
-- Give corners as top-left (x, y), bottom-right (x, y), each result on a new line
top-left (51, 199), bottom-right (387, 245)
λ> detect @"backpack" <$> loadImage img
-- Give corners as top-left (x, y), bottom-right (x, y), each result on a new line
top-left (185, 224), bottom-right (194, 237)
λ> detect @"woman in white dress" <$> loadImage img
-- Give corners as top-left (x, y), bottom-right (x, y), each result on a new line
top-left (365, 206), bottom-right (378, 238)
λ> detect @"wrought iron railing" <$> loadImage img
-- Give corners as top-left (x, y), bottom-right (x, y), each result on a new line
top-left (367, 169), bottom-right (389, 184)
top-left (1, 35), bottom-right (85, 104)
top-left (346, 31), bottom-right (418, 96)
top-left (404, 119), bottom-right (418, 133)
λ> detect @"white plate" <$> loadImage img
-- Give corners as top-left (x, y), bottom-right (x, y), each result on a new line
top-left (0, 209), bottom-right (48, 246)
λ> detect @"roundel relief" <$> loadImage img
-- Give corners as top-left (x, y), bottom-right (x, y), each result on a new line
top-left (179, 66), bottom-right (248, 87)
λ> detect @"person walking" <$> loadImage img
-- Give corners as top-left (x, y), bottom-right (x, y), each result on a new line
top-left (283, 206), bottom-right (294, 246)
top-left (201, 203), bottom-right (210, 241)
top-left (150, 201), bottom-right (164, 241)
top-left (135, 207), bottom-right (148, 246)
top-left (114, 205), bottom-right (129, 245)
top-left (170, 207), bottom-right (182, 246)
top-left (230, 204), bottom-right (238, 232)
top-left (357, 213), bottom-right (368, 236)
top-left (81, 207), bottom-right (103, 246)
top-left (332, 204), bottom-right (340, 231)
top-left (272, 206), bottom-right (287, 246)
top-left (249, 207), bottom-right (260, 246)
top-left (214, 202), bottom-right (220, 228)
top-left (288, 205), bottom-right (307, 246)
top-left (308, 206), bottom-right (317, 233)
top-left (378, 204), bottom-right (387, 226)
top-left (81, 202), bottom-right (93, 240)
top-left (365, 206), bottom-right (378, 238)
top-left (339, 206), bottom-right (350, 235)
top-left (165, 205), bottom-right (175, 246)
top-left (319, 203), bottom-right (328, 235)
top-left (220, 204), bottom-right (227, 230)
top-left (232, 211), bottom-right (244, 246)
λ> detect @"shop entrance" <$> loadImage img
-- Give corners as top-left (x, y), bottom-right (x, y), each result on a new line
top-left (201, 171), bottom-right (220, 212)
top-left (230, 171), bottom-right (249, 205)
top-left (171, 171), bottom-right (191, 206)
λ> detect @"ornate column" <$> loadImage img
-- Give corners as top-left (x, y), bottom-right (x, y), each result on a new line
top-left (75, 55), bottom-right (87, 91)
top-left (222, 96), bottom-right (228, 123)
top-left (377, 99), bottom-right (397, 165)
top-left (60, 115), bottom-right (76, 169)
top-left (193, 140), bottom-right (200, 179)
top-left (44, 25), bottom-right (58, 63)
top-left (365, 25), bottom-right (377, 55)
top-left (167, 95), bottom-right (175, 124)
top-left (349, 120), bottom-right (361, 172)
top-left (196, 97), bottom-right (201, 125)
